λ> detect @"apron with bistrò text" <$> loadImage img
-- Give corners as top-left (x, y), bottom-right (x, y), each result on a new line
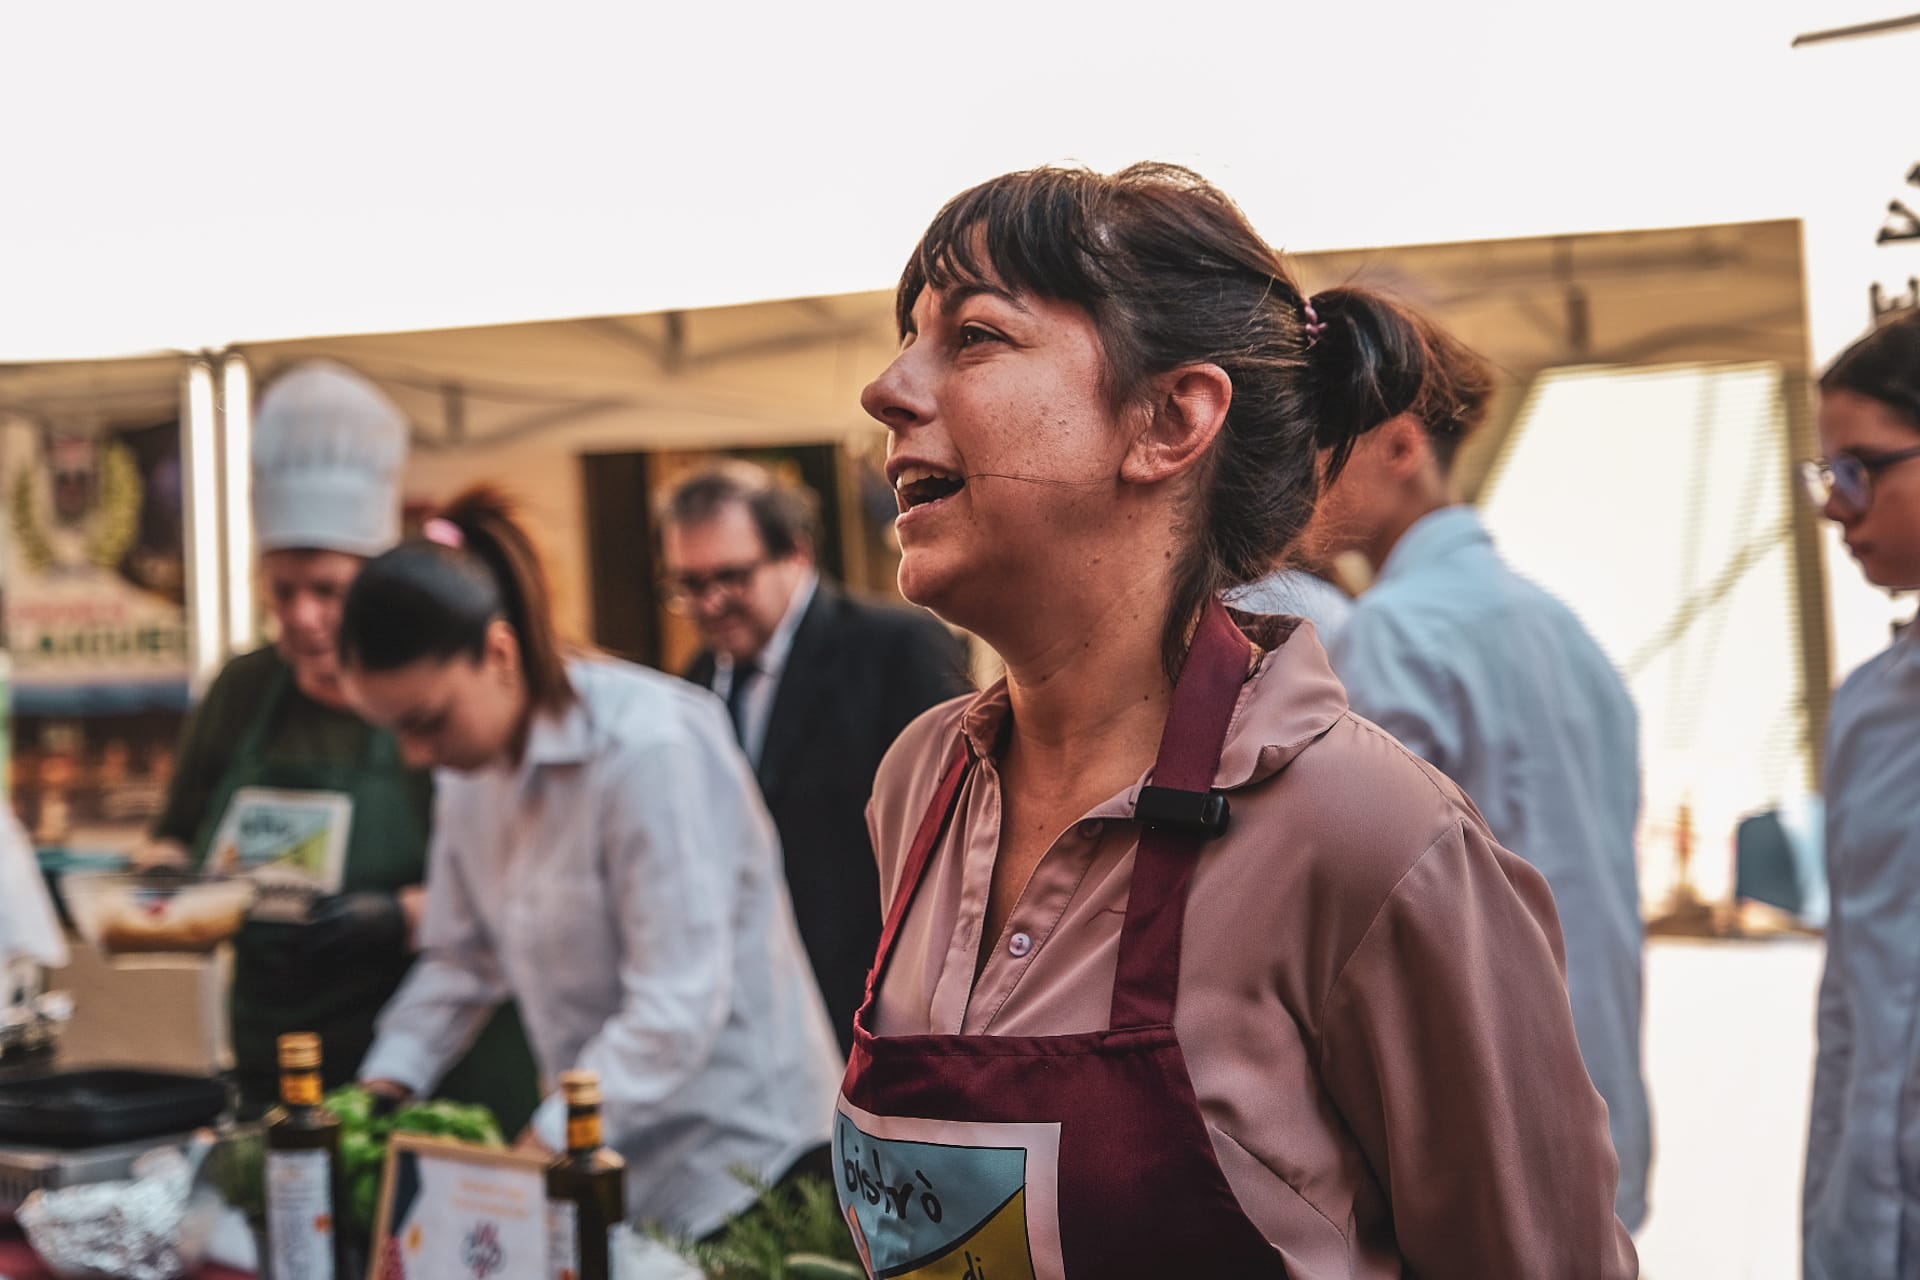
top-left (193, 660), bottom-right (540, 1129)
top-left (836, 601), bottom-right (1289, 1279)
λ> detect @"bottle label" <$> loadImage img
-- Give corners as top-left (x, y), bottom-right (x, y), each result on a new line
top-left (567, 1113), bottom-right (602, 1152)
top-left (282, 1070), bottom-right (322, 1107)
top-left (547, 1198), bottom-right (580, 1280)
top-left (267, 1149), bottom-right (335, 1280)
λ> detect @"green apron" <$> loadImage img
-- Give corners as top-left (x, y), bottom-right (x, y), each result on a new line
top-left (191, 660), bottom-right (540, 1131)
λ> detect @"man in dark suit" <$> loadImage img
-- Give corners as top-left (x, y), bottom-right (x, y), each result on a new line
top-left (661, 462), bottom-right (972, 1053)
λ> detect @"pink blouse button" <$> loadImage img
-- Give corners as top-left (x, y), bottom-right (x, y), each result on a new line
top-left (1076, 819), bottom-right (1105, 840)
top-left (1008, 932), bottom-right (1034, 958)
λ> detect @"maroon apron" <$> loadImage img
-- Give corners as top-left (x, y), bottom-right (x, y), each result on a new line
top-left (836, 601), bottom-right (1289, 1279)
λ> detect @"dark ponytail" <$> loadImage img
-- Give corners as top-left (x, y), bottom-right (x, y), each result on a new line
top-left (339, 485), bottom-right (574, 712)
top-left (1303, 287), bottom-right (1495, 476)
top-left (1822, 311), bottom-right (1920, 430)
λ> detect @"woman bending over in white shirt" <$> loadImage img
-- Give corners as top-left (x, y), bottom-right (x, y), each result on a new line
top-left (340, 485), bottom-right (841, 1238)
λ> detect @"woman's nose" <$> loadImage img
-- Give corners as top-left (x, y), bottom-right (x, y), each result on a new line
top-left (861, 349), bottom-right (931, 432)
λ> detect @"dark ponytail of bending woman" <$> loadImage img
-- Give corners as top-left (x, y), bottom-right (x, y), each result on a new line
top-left (339, 485), bottom-right (574, 713)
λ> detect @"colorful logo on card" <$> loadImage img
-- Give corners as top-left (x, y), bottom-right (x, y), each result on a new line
top-left (835, 1112), bottom-right (1039, 1279)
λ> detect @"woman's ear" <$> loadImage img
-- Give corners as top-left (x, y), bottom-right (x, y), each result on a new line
top-left (1121, 363), bottom-right (1233, 485)
top-left (1378, 412), bottom-right (1444, 482)
top-left (485, 617), bottom-right (522, 685)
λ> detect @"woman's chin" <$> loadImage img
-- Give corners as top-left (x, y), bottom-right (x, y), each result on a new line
top-left (896, 553), bottom-right (957, 614)
top-left (1866, 566), bottom-right (1920, 593)
top-left (1855, 547), bottom-right (1920, 593)
top-left (899, 540), bottom-right (1048, 637)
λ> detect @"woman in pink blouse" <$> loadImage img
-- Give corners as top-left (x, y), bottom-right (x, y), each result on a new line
top-left (834, 163), bottom-right (1636, 1279)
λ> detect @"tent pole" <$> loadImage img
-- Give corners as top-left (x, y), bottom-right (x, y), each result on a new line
top-left (220, 352), bottom-right (254, 655)
top-left (1780, 363), bottom-right (1834, 791)
top-left (181, 359), bottom-right (225, 695)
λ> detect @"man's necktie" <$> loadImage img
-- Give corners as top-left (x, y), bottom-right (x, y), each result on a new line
top-left (725, 659), bottom-right (758, 745)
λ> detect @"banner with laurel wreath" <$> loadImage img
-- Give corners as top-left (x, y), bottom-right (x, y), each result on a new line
top-left (0, 414), bottom-right (190, 697)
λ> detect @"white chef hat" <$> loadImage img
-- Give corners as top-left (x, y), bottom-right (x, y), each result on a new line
top-left (252, 360), bottom-right (409, 557)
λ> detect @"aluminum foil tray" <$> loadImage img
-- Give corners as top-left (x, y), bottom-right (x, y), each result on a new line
top-left (0, 1132), bottom-right (195, 1216)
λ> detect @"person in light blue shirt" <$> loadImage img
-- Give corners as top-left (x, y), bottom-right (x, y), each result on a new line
top-left (1300, 289), bottom-right (1651, 1233)
top-left (1800, 311), bottom-right (1920, 1279)
top-left (1227, 566), bottom-right (1353, 643)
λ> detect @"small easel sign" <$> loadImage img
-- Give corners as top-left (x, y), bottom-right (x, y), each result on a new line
top-left (369, 1134), bottom-right (551, 1280)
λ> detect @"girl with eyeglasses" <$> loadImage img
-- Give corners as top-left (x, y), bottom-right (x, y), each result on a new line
top-left (1802, 310), bottom-right (1920, 1279)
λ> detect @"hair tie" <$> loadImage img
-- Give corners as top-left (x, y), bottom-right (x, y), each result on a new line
top-left (422, 517), bottom-right (466, 550)
top-left (1301, 298), bottom-right (1327, 348)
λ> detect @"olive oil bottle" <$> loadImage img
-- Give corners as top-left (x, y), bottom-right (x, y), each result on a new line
top-left (264, 1032), bottom-right (348, 1280)
top-left (546, 1070), bottom-right (626, 1280)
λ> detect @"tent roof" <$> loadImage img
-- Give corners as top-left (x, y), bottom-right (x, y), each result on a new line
top-left (240, 292), bottom-right (901, 453)
top-left (0, 355), bottom-right (188, 429)
top-left (0, 219), bottom-right (1810, 454)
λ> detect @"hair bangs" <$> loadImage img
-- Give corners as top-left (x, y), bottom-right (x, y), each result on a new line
top-left (894, 169), bottom-right (1111, 337)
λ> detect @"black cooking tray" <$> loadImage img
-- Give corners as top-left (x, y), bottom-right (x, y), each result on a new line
top-left (0, 1068), bottom-right (228, 1148)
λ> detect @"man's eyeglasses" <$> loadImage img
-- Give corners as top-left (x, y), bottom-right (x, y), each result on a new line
top-left (660, 559), bottom-right (770, 614)
top-left (1799, 444), bottom-right (1920, 516)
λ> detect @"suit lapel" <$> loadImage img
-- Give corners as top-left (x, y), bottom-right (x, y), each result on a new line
top-left (757, 584), bottom-right (839, 800)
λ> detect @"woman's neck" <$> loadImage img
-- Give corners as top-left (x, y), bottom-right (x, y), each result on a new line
top-left (1367, 481), bottom-right (1452, 574)
top-left (506, 690), bottom-right (537, 768)
top-left (994, 582), bottom-right (1175, 789)
top-left (484, 657), bottom-right (539, 771)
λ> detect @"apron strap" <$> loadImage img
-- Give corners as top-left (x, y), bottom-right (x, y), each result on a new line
top-left (1108, 600), bottom-right (1251, 1031)
top-left (857, 601), bottom-right (1248, 1036)
top-left (862, 738), bottom-right (974, 1010)
top-left (232, 661), bottom-right (293, 761)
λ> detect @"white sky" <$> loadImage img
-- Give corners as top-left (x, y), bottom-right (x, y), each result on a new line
top-left (2, 0), bottom-right (1916, 361)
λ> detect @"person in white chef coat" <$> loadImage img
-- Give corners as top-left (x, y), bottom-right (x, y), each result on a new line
top-left (340, 485), bottom-right (841, 1238)
top-left (1301, 289), bottom-right (1652, 1233)
top-left (1801, 311), bottom-right (1920, 1279)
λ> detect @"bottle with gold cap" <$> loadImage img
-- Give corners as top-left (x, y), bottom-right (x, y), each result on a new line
top-left (546, 1070), bottom-right (626, 1280)
top-left (264, 1032), bottom-right (348, 1280)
